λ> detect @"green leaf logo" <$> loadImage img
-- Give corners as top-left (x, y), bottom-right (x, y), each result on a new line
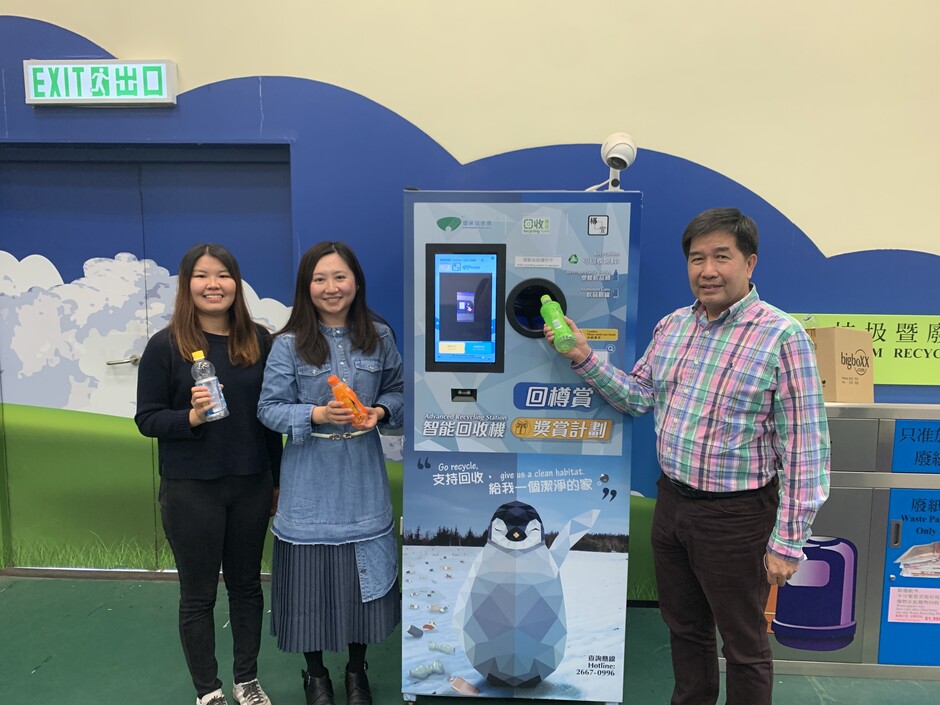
top-left (436, 217), bottom-right (462, 232)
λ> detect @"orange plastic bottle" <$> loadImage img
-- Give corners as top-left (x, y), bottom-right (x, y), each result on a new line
top-left (327, 375), bottom-right (369, 424)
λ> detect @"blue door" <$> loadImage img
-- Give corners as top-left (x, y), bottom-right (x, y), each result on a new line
top-left (0, 145), bottom-right (293, 569)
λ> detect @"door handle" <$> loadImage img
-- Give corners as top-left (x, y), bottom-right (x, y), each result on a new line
top-left (889, 520), bottom-right (902, 548)
top-left (106, 354), bottom-right (141, 366)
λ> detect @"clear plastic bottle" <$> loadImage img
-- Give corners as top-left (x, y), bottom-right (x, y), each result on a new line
top-left (191, 350), bottom-right (229, 421)
top-left (327, 374), bottom-right (368, 424)
top-left (540, 294), bottom-right (576, 353)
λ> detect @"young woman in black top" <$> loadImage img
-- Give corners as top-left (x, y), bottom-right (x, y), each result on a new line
top-left (136, 243), bottom-right (282, 705)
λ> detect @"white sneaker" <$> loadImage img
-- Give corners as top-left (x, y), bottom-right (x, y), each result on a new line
top-left (233, 679), bottom-right (272, 705)
top-left (197, 689), bottom-right (229, 705)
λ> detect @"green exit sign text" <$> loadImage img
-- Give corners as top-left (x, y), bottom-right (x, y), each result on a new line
top-left (24, 60), bottom-right (177, 106)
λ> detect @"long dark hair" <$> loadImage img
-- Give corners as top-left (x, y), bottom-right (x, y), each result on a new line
top-left (279, 241), bottom-right (382, 366)
top-left (168, 243), bottom-right (261, 365)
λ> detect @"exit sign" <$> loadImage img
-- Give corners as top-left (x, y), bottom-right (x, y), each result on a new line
top-left (24, 59), bottom-right (177, 106)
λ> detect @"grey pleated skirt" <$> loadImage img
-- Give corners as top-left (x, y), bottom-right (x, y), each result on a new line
top-left (270, 537), bottom-right (401, 653)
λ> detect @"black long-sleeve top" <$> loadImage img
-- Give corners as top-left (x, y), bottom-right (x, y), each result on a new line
top-left (135, 326), bottom-right (282, 483)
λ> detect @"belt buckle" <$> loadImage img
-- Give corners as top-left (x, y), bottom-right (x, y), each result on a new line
top-left (327, 431), bottom-right (355, 440)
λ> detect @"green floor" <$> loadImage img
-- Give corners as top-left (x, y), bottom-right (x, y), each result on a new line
top-left (2, 575), bottom-right (939, 704)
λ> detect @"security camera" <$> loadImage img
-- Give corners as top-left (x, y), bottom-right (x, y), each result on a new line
top-left (601, 132), bottom-right (637, 171)
top-left (586, 132), bottom-right (637, 191)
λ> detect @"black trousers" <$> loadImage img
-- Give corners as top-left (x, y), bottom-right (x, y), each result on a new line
top-left (652, 473), bottom-right (779, 705)
top-left (160, 473), bottom-right (273, 697)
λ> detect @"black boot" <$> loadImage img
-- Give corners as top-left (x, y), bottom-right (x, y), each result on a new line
top-left (302, 668), bottom-right (335, 705)
top-left (345, 662), bottom-right (372, 705)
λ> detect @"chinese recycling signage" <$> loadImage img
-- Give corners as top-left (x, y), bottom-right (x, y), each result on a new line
top-left (795, 313), bottom-right (940, 386)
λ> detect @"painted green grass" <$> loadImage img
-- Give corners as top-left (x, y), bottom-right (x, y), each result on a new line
top-left (1, 404), bottom-right (657, 596)
top-left (629, 581), bottom-right (659, 602)
top-left (14, 535), bottom-right (176, 571)
top-left (12, 535), bottom-right (280, 574)
top-left (1, 405), bottom-right (405, 573)
top-left (2, 403), bottom-right (157, 569)
top-left (627, 494), bottom-right (659, 602)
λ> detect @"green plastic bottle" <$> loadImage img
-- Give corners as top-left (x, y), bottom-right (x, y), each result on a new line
top-left (540, 294), bottom-right (576, 353)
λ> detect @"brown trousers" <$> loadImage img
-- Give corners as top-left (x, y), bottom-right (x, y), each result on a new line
top-left (651, 473), bottom-right (779, 705)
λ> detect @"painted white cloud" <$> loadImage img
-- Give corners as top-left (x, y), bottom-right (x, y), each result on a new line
top-left (0, 250), bottom-right (64, 295)
top-left (242, 279), bottom-right (291, 333)
top-left (0, 251), bottom-right (289, 418)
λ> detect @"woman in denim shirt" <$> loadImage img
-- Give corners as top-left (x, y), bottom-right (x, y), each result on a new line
top-left (258, 241), bottom-right (403, 705)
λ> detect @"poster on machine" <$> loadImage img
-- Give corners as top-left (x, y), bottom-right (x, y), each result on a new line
top-left (402, 192), bottom-right (642, 702)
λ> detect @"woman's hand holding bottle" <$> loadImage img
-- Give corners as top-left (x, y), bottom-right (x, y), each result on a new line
top-left (189, 383), bottom-right (224, 426)
top-left (312, 399), bottom-right (381, 430)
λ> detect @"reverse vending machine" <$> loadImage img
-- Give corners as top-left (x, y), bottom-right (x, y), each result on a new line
top-left (401, 191), bottom-right (642, 703)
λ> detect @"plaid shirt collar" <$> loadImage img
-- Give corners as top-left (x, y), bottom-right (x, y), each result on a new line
top-left (691, 283), bottom-right (759, 326)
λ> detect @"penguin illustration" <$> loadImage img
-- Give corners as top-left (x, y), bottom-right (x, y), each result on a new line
top-left (453, 500), bottom-right (599, 688)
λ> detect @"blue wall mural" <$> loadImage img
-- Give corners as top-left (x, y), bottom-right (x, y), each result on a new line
top-left (3, 16), bottom-right (940, 499)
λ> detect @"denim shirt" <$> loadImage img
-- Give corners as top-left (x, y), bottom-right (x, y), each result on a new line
top-left (258, 321), bottom-right (404, 600)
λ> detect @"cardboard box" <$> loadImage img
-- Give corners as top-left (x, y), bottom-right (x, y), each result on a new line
top-left (806, 327), bottom-right (875, 403)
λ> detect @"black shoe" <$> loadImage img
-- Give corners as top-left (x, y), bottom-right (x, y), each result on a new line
top-left (345, 662), bottom-right (372, 705)
top-left (302, 668), bottom-right (335, 705)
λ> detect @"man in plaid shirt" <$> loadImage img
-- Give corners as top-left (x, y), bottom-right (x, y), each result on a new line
top-left (545, 208), bottom-right (830, 705)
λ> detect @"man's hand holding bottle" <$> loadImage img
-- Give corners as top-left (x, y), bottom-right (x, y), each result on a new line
top-left (543, 315), bottom-right (592, 365)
